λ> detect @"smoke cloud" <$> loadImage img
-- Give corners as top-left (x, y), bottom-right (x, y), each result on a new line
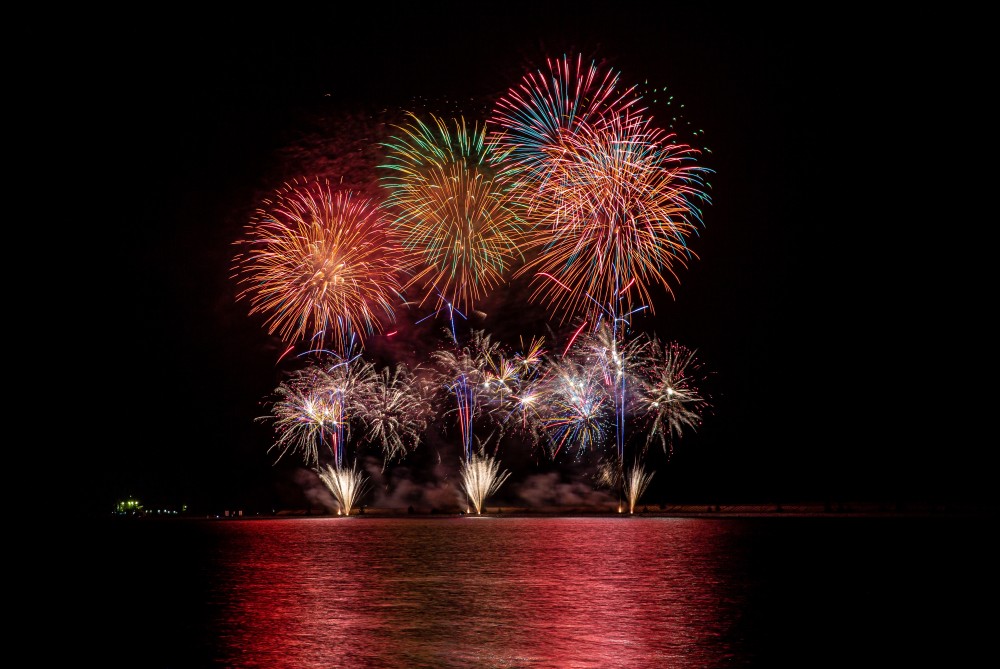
top-left (513, 472), bottom-right (616, 508)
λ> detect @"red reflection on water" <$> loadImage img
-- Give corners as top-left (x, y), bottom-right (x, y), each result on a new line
top-left (212, 518), bottom-right (393, 669)
top-left (476, 517), bottom-right (738, 667)
top-left (204, 517), bottom-right (747, 668)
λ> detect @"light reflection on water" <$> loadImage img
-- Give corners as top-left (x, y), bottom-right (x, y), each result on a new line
top-left (93, 514), bottom-right (991, 668)
top-left (210, 517), bottom-right (747, 668)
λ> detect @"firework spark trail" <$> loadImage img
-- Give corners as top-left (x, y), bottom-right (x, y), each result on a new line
top-left (454, 375), bottom-right (475, 460)
top-left (379, 112), bottom-right (528, 316)
top-left (430, 329), bottom-right (508, 461)
top-left (232, 177), bottom-right (411, 357)
top-left (318, 462), bottom-right (371, 516)
top-left (412, 293), bottom-right (469, 345)
top-left (576, 321), bottom-right (630, 462)
top-left (460, 452), bottom-right (512, 514)
top-left (515, 335), bottom-right (546, 369)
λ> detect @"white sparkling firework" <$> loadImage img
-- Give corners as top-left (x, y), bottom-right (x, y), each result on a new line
top-left (460, 451), bottom-right (511, 514)
top-left (318, 463), bottom-right (371, 516)
top-left (635, 337), bottom-right (709, 458)
top-left (624, 460), bottom-right (655, 514)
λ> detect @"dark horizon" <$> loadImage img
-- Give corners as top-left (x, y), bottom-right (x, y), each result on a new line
top-left (82, 6), bottom-right (986, 516)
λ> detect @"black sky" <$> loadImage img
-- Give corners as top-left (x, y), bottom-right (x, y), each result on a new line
top-left (81, 5), bottom-right (986, 514)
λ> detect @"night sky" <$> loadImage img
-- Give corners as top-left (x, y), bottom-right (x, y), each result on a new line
top-left (82, 6), bottom-right (984, 514)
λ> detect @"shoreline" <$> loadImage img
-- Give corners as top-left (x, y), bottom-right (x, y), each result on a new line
top-left (107, 501), bottom-right (996, 520)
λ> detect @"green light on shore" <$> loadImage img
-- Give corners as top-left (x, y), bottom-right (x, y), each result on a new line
top-left (115, 497), bottom-right (143, 514)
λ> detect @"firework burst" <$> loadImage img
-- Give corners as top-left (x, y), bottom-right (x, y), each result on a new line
top-left (261, 363), bottom-right (344, 468)
top-left (488, 53), bottom-right (642, 183)
top-left (535, 354), bottom-right (610, 460)
top-left (512, 110), bottom-right (712, 324)
top-left (635, 337), bottom-right (710, 458)
top-left (379, 112), bottom-right (527, 315)
top-left (488, 336), bottom-right (548, 446)
top-left (487, 54), bottom-right (711, 326)
top-left (259, 350), bottom-right (376, 468)
top-left (576, 322), bottom-right (646, 439)
top-left (359, 363), bottom-right (434, 464)
top-left (232, 177), bottom-right (410, 356)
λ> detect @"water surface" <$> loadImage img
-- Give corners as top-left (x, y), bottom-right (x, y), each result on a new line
top-left (89, 515), bottom-right (993, 667)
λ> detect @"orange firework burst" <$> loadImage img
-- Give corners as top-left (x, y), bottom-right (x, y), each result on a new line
top-left (488, 54), bottom-right (712, 325)
top-left (379, 112), bottom-right (527, 315)
top-left (513, 110), bottom-right (712, 324)
top-left (232, 177), bottom-right (410, 355)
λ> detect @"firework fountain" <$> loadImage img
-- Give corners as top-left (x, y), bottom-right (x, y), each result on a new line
top-left (623, 460), bottom-right (655, 514)
top-left (460, 452), bottom-right (511, 515)
top-left (317, 462), bottom-right (371, 517)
